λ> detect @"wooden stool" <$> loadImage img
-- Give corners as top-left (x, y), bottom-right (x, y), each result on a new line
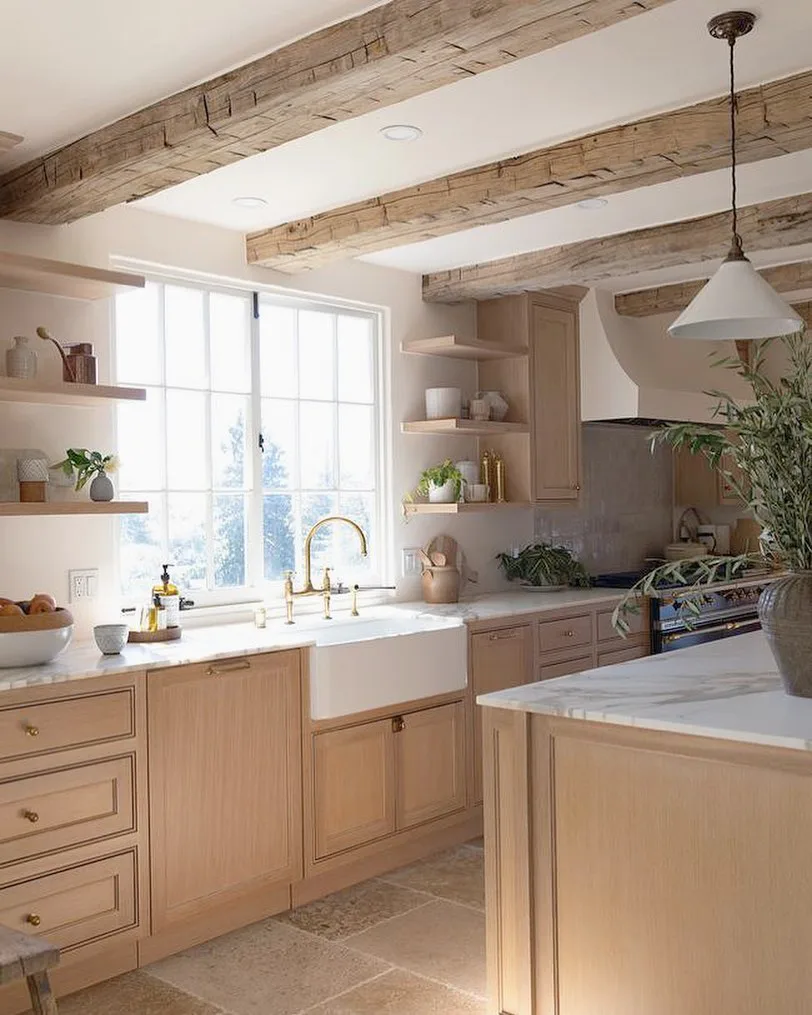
top-left (0, 925), bottom-right (59, 1014)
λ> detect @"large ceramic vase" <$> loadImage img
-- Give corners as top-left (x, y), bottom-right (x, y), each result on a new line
top-left (758, 573), bottom-right (812, 697)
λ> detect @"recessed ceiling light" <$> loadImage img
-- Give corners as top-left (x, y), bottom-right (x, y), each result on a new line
top-left (232, 196), bottom-right (268, 209)
top-left (380, 124), bottom-right (423, 142)
top-left (577, 197), bottom-right (609, 210)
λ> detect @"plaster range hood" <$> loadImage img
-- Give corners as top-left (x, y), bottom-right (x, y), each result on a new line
top-left (579, 289), bottom-right (753, 425)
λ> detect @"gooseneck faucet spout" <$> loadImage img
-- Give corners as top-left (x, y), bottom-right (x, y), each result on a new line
top-left (302, 516), bottom-right (369, 593)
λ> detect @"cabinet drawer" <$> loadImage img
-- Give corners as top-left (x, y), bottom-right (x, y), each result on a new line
top-left (597, 607), bottom-right (647, 643)
top-left (0, 690), bottom-right (134, 763)
top-left (598, 643), bottom-right (650, 668)
top-left (0, 851), bottom-right (137, 952)
top-left (538, 654), bottom-right (594, 681)
top-left (538, 614), bottom-right (592, 654)
top-left (0, 757), bottom-right (135, 866)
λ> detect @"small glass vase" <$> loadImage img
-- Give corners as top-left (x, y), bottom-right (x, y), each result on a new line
top-left (6, 336), bottom-right (37, 380)
top-left (89, 472), bottom-right (114, 502)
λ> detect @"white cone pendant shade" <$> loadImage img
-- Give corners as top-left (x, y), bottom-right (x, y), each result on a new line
top-left (668, 256), bottom-right (805, 340)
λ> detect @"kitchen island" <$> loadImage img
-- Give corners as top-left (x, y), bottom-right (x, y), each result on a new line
top-left (479, 632), bottom-right (812, 1015)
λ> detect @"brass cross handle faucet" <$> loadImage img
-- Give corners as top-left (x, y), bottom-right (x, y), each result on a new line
top-left (283, 516), bottom-right (369, 624)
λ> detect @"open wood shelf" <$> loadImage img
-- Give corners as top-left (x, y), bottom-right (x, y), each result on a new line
top-left (0, 501), bottom-right (148, 517)
top-left (403, 501), bottom-right (531, 516)
top-left (400, 336), bottom-right (528, 361)
top-left (0, 376), bottom-right (146, 407)
top-left (0, 252), bottom-right (145, 300)
top-left (402, 418), bottom-right (528, 436)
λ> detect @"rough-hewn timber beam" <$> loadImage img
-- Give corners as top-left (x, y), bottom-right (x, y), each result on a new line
top-left (0, 0), bottom-right (670, 225)
top-left (615, 261), bottom-right (812, 317)
top-left (248, 68), bottom-right (812, 272)
top-left (421, 192), bottom-right (812, 302)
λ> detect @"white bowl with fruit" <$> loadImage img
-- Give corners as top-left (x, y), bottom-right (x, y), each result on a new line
top-left (0, 595), bottom-right (74, 667)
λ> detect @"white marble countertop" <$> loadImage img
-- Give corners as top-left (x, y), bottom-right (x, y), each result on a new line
top-left (478, 632), bottom-right (812, 752)
top-left (0, 588), bottom-right (623, 693)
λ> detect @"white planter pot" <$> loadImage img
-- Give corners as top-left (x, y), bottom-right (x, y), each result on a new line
top-left (425, 387), bottom-right (462, 420)
top-left (428, 479), bottom-right (458, 503)
top-left (16, 458), bottom-right (49, 483)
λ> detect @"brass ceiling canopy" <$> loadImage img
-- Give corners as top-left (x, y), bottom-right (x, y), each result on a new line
top-left (707, 10), bottom-right (755, 41)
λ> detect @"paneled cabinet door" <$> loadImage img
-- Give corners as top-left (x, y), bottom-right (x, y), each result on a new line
top-left (147, 651), bottom-right (302, 931)
top-left (395, 703), bottom-right (466, 830)
top-left (313, 719), bottom-right (396, 859)
top-left (530, 300), bottom-right (582, 502)
top-left (471, 626), bottom-right (534, 804)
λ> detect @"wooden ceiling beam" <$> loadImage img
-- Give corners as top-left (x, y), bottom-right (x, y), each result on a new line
top-left (421, 192), bottom-right (812, 302)
top-left (0, 0), bottom-right (670, 225)
top-left (247, 68), bottom-right (812, 272)
top-left (615, 261), bottom-right (812, 317)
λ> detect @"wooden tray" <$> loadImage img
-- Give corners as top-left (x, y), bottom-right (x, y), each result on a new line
top-left (128, 627), bottom-right (182, 644)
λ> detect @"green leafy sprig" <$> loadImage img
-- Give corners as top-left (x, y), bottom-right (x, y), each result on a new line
top-left (51, 449), bottom-right (119, 492)
top-left (404, 459), bottom-right (464, 504)
top-left (497, 542), bottom-right (591, 588)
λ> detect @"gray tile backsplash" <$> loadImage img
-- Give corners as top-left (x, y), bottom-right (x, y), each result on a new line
top-left (534, 424), bottom-right (673, 575)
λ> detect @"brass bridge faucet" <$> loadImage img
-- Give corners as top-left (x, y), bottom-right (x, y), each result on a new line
top-left (284, 515), bottom-right (369, 623)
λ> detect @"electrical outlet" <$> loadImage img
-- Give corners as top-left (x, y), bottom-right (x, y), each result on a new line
top-left (401, 548), bottom-right (424, 577)
top-left (69, 569), bottom-right (99, 603)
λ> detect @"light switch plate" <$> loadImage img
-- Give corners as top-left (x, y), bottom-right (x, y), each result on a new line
top-left (401, 548), bottom-right (424, 577)
top-left (69, 568), bottom-right (99, 603)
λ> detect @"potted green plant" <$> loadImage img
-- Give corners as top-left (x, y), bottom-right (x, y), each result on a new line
top-left (405, 459), bottom-right (464, 505)
top-left (497, 542), bottom-right (591, 589)
top-left (614, 331), bottom-right (812, 696)
top-left (52, 449), bottom-right (119, 502)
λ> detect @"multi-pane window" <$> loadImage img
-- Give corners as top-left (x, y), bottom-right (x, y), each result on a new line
top-left (115, 279), bottom-right (383, 605)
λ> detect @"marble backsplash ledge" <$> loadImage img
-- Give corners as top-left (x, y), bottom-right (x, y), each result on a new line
top-left (534, 424), bottom-right (673, 575)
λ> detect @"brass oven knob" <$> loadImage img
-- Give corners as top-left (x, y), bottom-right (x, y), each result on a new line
top-left (26, 914), bottom-right (41, 927)
top-left (24, 725), bottom-right (39, 737)
top-left (23, 810), bottom-right (39, 824)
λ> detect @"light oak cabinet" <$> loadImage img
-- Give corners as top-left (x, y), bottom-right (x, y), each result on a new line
top-left (478, 292), bottom-right (582, 505)
top-left (470, 625), bottom-right (534, 804)
top-left (313, 719), bottom-right (395, 858)
top-left (312, 701), bottom-right (467, 860)
top-left (674, 445), bottom-right (746, 507)
top-left (147, 651), bottom-right (302, 931)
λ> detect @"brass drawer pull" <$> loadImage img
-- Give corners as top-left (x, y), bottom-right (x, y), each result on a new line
top-left (392, 716), bottom-right (406, 733)
top-left (564, 630), bottom-right (574, 637)
top-left (206, 658), bottom-right (251, 675)
top-left (24, 725), bottom-right (39, 737)
top-left (26, 913), bottom-right (41, 927)
top-left (488, 630), bottom-right (519, 641)
top-left (22, 810), bottom-right (39, 824)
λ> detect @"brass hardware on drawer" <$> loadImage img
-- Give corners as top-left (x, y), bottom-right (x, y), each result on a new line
top-left (22, 809), bottom-right (39, 823)
top-left (392, 716), bottom-right (406, 733)
top-left (488, 631), bottom-right (519, 641)
top-left (206, 658), bottom-right (251, 675)
top-left (26, 914), bottom-right (41, 927)
top-left (565, 630), bottom-right (574, 637)
top-left (573, 484), bottom-right (581, 492)
top-left (24, 725), bottom-right (39, 737)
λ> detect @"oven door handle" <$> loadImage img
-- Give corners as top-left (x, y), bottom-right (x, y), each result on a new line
top-left (662, 619), bottom-right (757, 645)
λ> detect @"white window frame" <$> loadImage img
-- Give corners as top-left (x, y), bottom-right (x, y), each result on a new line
top-left (112, 268), bottom-right (391, 610)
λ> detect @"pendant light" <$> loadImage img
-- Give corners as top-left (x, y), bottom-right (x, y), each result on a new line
top-left (668, 11), bottom-right (804, 341)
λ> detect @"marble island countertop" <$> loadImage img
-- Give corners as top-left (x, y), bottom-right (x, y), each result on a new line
top-left (0, 587), bottom-right (625, 693)
top-left (478, 632), bottom-right (812, 752)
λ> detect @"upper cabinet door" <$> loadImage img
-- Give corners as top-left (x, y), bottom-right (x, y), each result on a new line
top-left (530, 301), bottom-right (581, 502)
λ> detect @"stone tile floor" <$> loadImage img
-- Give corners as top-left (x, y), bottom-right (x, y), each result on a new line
top-left (51, 840), bottom-right (486, 1015)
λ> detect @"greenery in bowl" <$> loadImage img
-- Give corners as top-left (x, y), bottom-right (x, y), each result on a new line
top-left (497, 542), bottom-right (591, 588)
top-left (614, 331), bottom-right (811, 632)
top-left (404, 459), bottom-right (464, 503)
top-left (52, 448), bottom-right (119, 492)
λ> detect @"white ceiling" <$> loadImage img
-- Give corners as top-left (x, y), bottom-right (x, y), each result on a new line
top-left (4, 0), bottom-right (812, 291)
top-left (0, 0), bottom-right (385, 168)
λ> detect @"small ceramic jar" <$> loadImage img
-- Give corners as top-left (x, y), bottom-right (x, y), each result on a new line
top-left (6, 336), bottom-right (37, 380)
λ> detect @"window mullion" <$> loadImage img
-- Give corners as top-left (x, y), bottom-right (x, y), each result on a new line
top-left (204, 292), bottom-right (215, 589)
top-left (249, 295), bottom-right (263, 590)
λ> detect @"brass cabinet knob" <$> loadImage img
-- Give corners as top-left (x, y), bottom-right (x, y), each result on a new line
top-left (392, 716), bottom-right (406, 733)
top-left (565, 630), bottom-right (574, 637)
top-left (26, 914), bottom-right (41, 927)
top-left (572, 484), bottom-right (581, 492)
top-left (24, 725), bottom-right (39, 737)
top-left (22, 810), bottom-right (39, 824)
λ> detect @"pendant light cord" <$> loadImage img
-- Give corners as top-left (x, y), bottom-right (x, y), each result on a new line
top-left (728, 34), bottom-right (743, 255)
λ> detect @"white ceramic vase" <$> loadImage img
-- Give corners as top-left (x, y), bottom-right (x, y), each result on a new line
top-left (425, 387), bottom-right (462, 420)
top-left (6, 336), bottom-right (37, 380)
top-left (16, 458), bottom-right (49, 483)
